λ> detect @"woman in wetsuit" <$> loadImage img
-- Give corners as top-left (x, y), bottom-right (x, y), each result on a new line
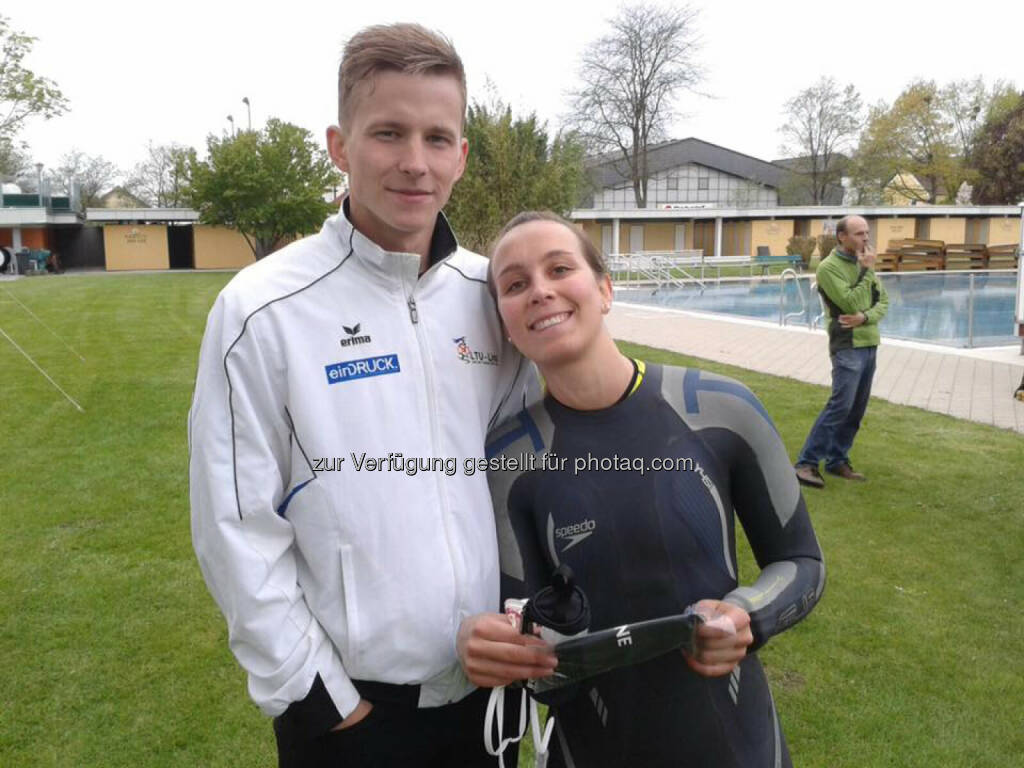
top-left (457, 212), bottom-right (825, 767)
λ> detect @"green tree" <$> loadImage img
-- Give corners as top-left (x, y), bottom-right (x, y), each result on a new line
top-left (125, 141), bottom-right (195, 207)
top-left (971, 91), bottom-right (1024, 204)
top-left (445, 100), bottom-right (586, 254)
top-left (853, 80), bottom-right (955, 204)
top-left (567, 2), bottom-right (703, 208)
top-left (847, 101), bottom-right (903, 205)
top-left (0, 15), bottom-right (68, 139)
top-left (778, 77), bottom-right (862, 204)
top-left (189, 118), bottom-right (340, 259)
top-left (0, 134), bottom-right (29, 183)
top-left (850, 78), bottom-right (1016, 205)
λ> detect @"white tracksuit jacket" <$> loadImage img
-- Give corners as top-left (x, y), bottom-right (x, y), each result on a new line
top-left (189, 209), bottom-right (530, 731)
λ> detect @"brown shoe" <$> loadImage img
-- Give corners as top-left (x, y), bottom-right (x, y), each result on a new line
top-left (826, 463), bottom-right (866, 481)
top-left (795, 464), bottom-right (825, 488)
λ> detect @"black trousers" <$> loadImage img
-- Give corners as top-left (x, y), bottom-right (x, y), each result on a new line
top-left (274, 684), bottom-right (518, 768)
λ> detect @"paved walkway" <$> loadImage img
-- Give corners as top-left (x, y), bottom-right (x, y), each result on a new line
top-left (608, 303), bottom-right (1024, 435)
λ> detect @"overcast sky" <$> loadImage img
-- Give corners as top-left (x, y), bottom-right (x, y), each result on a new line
top-left (10, 0), bottom-right (1024, 182)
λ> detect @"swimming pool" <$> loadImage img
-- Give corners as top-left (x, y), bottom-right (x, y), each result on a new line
top-left (616, 271), bottom-right (1020, 348)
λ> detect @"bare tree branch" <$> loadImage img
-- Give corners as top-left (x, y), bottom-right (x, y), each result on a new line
top-left (567, 3), bottom-right (704, 208)
top-left (778, 77), bottom-right (862, 204)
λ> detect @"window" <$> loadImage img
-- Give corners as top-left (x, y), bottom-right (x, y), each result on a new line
top-left (698, 177), bottom-right (709, 191)
top-left (667, 176), bottom-right (679, 191)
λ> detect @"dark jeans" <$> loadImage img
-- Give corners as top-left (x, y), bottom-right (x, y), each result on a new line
top-left (274, 685), bottom-right (515, 768)
top-left (797, 346), bottom-right (877, 471)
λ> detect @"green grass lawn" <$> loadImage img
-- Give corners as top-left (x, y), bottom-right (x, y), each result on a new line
top-left (1, 273), bottom-right (1021, 767)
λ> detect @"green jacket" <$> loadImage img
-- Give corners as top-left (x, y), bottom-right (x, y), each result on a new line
top-left (816, 247), bottom-right (889, 355)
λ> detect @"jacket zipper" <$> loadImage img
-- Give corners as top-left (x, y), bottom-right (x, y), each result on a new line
top-left (404, 280), bottom-right (462, 659)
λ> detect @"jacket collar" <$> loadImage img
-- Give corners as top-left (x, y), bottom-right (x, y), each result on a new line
top-left (330, 198), bottom-right (459, 283)
top-left (834, 246), bottom-right (857, 263)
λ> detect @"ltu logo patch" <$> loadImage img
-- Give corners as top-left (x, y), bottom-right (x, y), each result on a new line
top-left (555, 519), bottom-right (597, 552)
top-left (453, 336), bottom-right (498, 366)
top-left (340, 323), bottom-right (372, 348)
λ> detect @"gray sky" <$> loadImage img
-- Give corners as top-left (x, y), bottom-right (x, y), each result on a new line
top-left (10, 0), bottom-right (1024, 181)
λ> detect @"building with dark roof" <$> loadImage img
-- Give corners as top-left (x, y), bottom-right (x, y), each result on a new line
top-left (572, 137), bottom-right (1020, 261)
top-left (770, 155), bottom-right (847, 205)
top-left (584, 137), bottom-right (790, 210)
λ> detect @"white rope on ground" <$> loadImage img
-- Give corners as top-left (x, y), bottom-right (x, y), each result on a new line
top-left (0, 324), bottom-right (85, 412)
top-left (2, 287), bottom-right (86, 361)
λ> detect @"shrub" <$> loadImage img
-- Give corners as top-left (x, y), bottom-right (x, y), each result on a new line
top-left (817, 233), bottom-right (838, 259)
top-left (786, 235), bottom-right (817, 266)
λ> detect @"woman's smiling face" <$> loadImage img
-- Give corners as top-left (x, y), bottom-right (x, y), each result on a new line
top-left (491, 219), bottom-right (612, 369)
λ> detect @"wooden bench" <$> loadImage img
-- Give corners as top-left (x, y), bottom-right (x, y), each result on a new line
top-left (876, 252), bottom-right (901, 272)
top-left (887, 238), bottom-right (946, 271)
top-left (944, 243), bottom-right (989, 270)
top-left (986, 244), bottom-right (1019, 269)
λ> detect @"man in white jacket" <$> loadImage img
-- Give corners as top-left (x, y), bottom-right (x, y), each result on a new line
top-left (189, 23), bottom-right (550, 767)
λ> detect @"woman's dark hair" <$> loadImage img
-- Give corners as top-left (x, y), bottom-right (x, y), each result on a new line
top-left (487, 211), bottom-right (608, 299)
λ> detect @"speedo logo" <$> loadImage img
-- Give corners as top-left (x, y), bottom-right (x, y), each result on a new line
top-left (325, 354), bottom-right (400, 384)
top-left (555, 519), bottom-right (596, 551)
top-left (340, 323), bottom-right (371, 348)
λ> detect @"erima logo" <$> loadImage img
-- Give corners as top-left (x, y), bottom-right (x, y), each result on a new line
top-left (340, 323), bottom-right (372, 348)
top-left (554, 519), bottom-right (596, 551)
top-left (325, 354), bottom-right (400, 384)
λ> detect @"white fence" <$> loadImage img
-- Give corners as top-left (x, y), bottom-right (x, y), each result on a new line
top-left (607, 250), bottom-right (759, 288)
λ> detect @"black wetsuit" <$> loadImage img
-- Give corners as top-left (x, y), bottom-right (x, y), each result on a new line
top-left (486, 362), bottom-right (825, 768)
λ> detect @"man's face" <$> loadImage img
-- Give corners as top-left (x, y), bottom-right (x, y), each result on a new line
top-left (838, 216), bottom-right (870, 254)
top-left (327, 71), bottom-right (467, 254)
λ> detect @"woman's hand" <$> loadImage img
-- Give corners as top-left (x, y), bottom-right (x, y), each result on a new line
top-left (682, 599), bottom-right (753, 678)
top-left (330, 698), bottom-right (373, 731)
top-left (457, 612), bottom-right (558, 688)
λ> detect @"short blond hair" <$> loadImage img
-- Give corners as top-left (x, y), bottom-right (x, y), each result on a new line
top-left (338, 23), bottom-right (467, 130)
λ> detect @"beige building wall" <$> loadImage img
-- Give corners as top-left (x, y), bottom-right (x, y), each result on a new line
top-left (809, 218), bottom-right (838, 236)
top-left (104, 225), bottom-right (169, 271)
top-left (876, 218), bottom-right (915, 250)
top-left (644, 222), bottom-right (675, 251)
top-left (750, 220), bottom-right (794, 257)
top-left (579, 221), bottom-right (601, 251)
top-left (985, 217), bottom-right (1020, 246)
top-left (194, 226), bottom-right (257, 269)
top-left (928, 218), bottom-right (966, 244)
top-left (884, 173), bottom-right (930, 205)
top-left (620, 223), bottom-right (640, 254)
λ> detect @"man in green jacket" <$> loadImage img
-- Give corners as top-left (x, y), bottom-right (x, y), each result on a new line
top-left (795, 215), bottom-right (889, 488)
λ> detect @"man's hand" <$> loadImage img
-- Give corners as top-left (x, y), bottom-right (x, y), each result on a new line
top-left (857, 243), bottom-right (876, 269)
top-left (330, 698), bottom-right (373, 731)
top-left (838, 312), bottom-right (867, 329)
top-left (682, 600), bottom-right (753, 678)
top-left (457, 612), bottom-right (558, 688)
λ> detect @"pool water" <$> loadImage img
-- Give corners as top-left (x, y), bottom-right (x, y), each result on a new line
top-left (616, 271), bottom-right (1020, 348)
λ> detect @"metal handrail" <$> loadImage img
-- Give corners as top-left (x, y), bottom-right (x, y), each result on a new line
top-left (779, 269), bottom-right (809, 327)
top-left (610, 251), bottom-right (706, 291)
top-left (809, 280), bottom-right (826, 329)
